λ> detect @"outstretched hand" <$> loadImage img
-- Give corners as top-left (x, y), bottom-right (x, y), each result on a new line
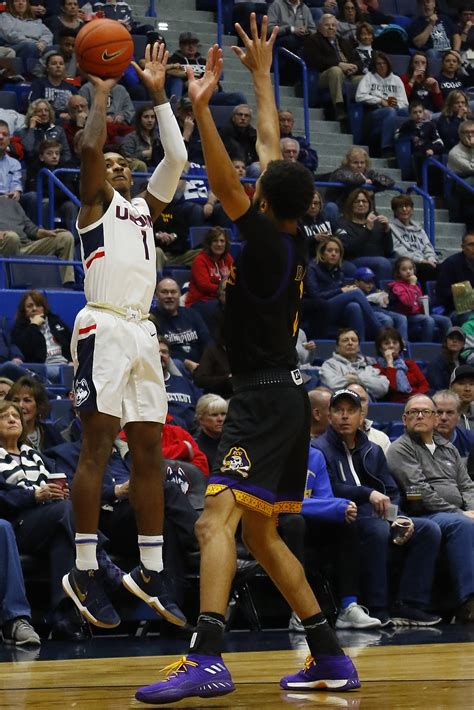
top-left (232, 13), bottom-right (278, 75)
top-left (132, 42), bottom-right (168, 96)
top-left (186, 44), bottom-right (223, 109)
top-left (86, 74), bottom-right (119, 94)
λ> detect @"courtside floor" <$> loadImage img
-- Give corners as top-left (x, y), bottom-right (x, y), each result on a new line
top-left (1, 625), bottom-right (473, 709)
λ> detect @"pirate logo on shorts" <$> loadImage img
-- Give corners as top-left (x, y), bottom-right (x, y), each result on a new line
top-left (221, 447), bottom-right (251, 478)
top-left (74, 378), bottom-right (90, 407)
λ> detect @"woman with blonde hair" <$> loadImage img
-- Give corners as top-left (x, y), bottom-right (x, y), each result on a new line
top-left (437, 89), bottom-right (473, 151)
top-left (0, 0), bottom-right (52, 68)
top-left (195, 394), bottom-right (228, 470)
top-left (304, 235), bottom-right (381, 340)
top-left (16, 99), bottom-right (71, 161)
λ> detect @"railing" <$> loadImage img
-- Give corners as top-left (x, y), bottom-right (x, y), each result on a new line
top-left (421, 156), bottom-right (474, 229)
top-left (272, 48), bottom-right (310, 144)
top-left (36, 167), bottom-right (436, 245)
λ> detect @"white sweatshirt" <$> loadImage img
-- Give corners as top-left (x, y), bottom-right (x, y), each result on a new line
top-left (355, 71), bottom-right (408, 108)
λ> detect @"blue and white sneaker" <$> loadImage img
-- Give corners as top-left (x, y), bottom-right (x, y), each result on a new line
top-left (122, 565), bottom-right (186, 627)
top-left (135, 654), bottom-right (235, 704)
top-left (280, 654), bottom-right (361, 692)
top-left (62, 567), bottom-right (121, 629)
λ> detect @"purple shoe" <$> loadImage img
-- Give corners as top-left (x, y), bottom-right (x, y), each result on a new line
top-left (280, 655), bottom-right (361, 692)
top-left (135, 654), bottom-right (235, 704)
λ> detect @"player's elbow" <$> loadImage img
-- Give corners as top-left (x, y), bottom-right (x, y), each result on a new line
top-left (164, 138), bottom-right (188, 170)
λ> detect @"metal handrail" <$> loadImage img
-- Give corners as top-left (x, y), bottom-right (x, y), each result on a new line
top-left (36, 167), bottom-right (435, 244)
top-left (272, 47), bottom-right (310, 144)
top-left (422, 155), bottom-right (474, 195)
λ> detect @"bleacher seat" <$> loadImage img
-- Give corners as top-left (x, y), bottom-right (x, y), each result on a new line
top-left (378, 0), bottom-right (398, 14)
top-left (7, 257), bottom-right (63, 290)
top-left (409, 341), bottom-right (440, 363)
top-left (368, 402), bottom-right (405, 423)
top-left (229, 241), bottom-right (243, 259)
top-left (360, 341), bottom-right (377, 358)
top-left (386, 54), bottom-right (409, 76)
top-left (0, 91), bottom-right (18, 111)
top-left (395, 0), bottom-right (415, 17)
top-left (313, 339), bottom-right (336, 365)
top-left (48, 398), bottom-right (74, 430)
top-left (45, 290), bottom-right (86, 330)
top-left (210, 105), bottom-right (234, 129)
top-left (163, 268), bottom-right (191, 290)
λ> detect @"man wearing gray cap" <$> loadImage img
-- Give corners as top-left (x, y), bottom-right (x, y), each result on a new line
top-left (313, 388), bottom-right (442, 627)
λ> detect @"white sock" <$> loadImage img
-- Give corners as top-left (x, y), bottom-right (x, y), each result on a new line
top-left (138, 535), bottom-right (164, 573)
top-left (75, 533), bottom-right (99, 570)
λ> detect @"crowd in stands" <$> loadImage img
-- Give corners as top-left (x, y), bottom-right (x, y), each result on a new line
top-left (1, 0), bottom-right (474, 646)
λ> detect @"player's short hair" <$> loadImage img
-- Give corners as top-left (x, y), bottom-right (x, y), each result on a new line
top-left (259, 160), bottom-right (314, 220)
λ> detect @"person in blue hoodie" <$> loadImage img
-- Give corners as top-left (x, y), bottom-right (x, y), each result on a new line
top-left (313, 388), bottom-right (443, 626)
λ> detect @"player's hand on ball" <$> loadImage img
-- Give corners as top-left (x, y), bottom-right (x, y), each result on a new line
top-left (186, 44), bottom-right (223, 108)
top-left (132, 41), bottom-right (168, 96)
top-left (87, 74), bottom-right (120, 94)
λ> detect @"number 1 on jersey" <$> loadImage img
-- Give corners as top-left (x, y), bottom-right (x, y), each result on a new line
top-left (141, 230), bottom-right (150, 261)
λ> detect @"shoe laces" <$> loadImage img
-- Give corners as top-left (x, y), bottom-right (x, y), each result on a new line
top-left (13, 618), bottom-right (33, 635)
top-left (303, 655), bottom-right (315, 672)
top-left (161, 656), bottom-right (199, 680)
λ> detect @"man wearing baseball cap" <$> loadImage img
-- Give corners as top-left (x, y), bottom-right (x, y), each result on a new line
top-left (353, 266), bottom-right (408, 341)
top-left (450, 364), bottom-right (474, 430)
top-left (312, 388), bottom-right (442, 626)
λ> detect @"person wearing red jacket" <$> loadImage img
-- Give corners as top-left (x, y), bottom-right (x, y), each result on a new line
top-left (400, 52), bottom-right (443, 113)
top-left (388, 257), bottom-right (451, 342)
top-left (185, 227), bottom-right (233, 312)
top-left (162, 416), bottom-right (209, 477)
top-left (374, 326), bottom-right (430, 403)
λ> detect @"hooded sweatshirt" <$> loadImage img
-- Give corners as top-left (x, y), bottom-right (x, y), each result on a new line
top-left (356, 71), bottom-right (408, 107)
top-left (390, 218), bottom-right (437, 263)
top-left (319, 351), bottom-right (389, 400)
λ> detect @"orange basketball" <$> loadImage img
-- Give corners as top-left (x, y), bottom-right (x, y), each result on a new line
top-left (76, 19), bottom-right (134, 78)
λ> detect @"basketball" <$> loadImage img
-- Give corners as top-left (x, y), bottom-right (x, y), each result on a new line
top-left (76, 19), bottom-right (134, 78)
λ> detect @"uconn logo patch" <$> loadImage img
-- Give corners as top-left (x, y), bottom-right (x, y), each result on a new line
top-left (74, 378), bottom-right (90, 407)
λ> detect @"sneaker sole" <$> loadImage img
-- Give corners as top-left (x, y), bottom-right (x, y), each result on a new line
top-left (281, 678), bottom-right (361, 692)
top-left (136, 683), bottom-right (235, 704)
top-left (391, 617), bottom-right (442, 627)
top-left (3, 637), bottom-right (41, 646)
top-left (122, 573), bottom-right (187, 627)
top-left (335, 620), bottom-right (382, 629)
top-left (62, 574), bottom-right (121, 629)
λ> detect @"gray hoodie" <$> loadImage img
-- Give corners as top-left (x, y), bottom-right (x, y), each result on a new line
top-left (319, 352), bottom-right (389, 400)
top-left (0, 13), bottom-right (53, 46)
top-left (390, 218), bottom-right (437, 263)
top-left (387, 431), bottom-right (474, 513)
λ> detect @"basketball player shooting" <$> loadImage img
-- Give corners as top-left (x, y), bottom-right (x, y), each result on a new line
top-left (62, 42), bottom-right (188, 630)
top-left (134, 16), bottom-right (360, 705)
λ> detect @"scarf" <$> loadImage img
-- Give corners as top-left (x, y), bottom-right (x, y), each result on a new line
top-left (377, 356), bottom-right (412, 393)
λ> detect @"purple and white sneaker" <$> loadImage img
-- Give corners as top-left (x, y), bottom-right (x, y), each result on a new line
top-left (135, 654), bottom-right (235, 704)
top-left (280, 654), bottom-right (361, 692)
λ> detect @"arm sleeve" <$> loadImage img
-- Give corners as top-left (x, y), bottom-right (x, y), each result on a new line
top-left (146, 102), bottom-right (187, 204)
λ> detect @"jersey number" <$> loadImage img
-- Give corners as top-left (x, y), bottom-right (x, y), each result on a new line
top-left (141, 230), bottom-right (150, 261)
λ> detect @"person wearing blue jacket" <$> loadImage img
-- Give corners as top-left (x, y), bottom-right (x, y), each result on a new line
top-left (302, 443), bottom-right (382, 630)
top-left (304, 236), bottom-right (381, 341)
top-left (313, 388), bottom-right (443, 626)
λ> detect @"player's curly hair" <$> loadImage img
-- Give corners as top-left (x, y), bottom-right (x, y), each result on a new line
top-left (259, 160), bottom-right (315, 220)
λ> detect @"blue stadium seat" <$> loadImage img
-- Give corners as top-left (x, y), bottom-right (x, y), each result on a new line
top-left (7, 257), bottom-right (63, 289)
top-left (162, 268), bottom-right (191, 290)
top-left (210, 105), bottom-right (234, 129)
top-left (386, 54), bottom-right (409, 76)
top-left (394, 134), bottom-right (413, 181)
top-left (313, 339), bottom-right (336, 365)
top-left (229, 241), bottom-right (243, 259)
top-left (395, 0), bottom-right (416, 17)
top-left (368, 402), bottom-right (405, 422)
top-left (0, 91), bottom-right (18, 111)
top-left (409, 342), bottom-right (441, 363)
top-left (378, 0), bottom-right (398, 14)
top-left (48, 398), bottom-right (74, 430)
top-left (346, 83), bottom-right (365, 145)
top-left (2, 83), bottom-right (31, 112)
top-left (45, 290), bottom-right (86, 330)
top-left (360, 341), bottom-right (377, 358)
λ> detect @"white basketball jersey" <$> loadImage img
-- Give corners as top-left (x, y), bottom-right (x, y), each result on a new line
top-left (77, 190), bottom-right (156, 311)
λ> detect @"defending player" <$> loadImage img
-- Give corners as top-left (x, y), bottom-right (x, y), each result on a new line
top-left (135, 16), bottom-right (360, 704)
top-left (62, 43), bottom-right (188, 628)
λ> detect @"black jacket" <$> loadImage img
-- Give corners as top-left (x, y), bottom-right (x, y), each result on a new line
top-left (11, 313), bottom-right (71, 363)
top-left (303, 32), bottom-right (362, 73)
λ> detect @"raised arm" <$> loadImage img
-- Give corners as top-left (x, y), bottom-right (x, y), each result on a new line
top-left (233, 14), bottom-right (281, 171)
top-left (77, 76), bottom-right (117, 228)
top-left (186, 45), bottom-right (250, 222)
top-left (133, 43), bottom-right (187, 222)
